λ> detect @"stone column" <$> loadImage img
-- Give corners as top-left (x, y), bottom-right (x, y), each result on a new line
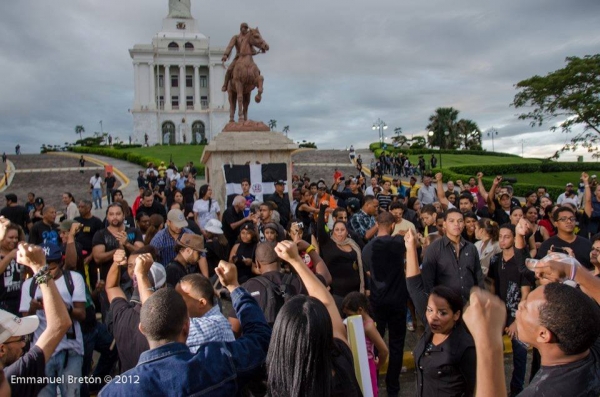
top-left (194, 65), bottom-right (200, 109)
top-left (165, 65), bottom-right (171, 111)
top-left (179, 65), bottom-right (185, 110)
top-left (149, 63), bottom-right (155, 110)
top-left (133, 63), bottom-right (140, 109)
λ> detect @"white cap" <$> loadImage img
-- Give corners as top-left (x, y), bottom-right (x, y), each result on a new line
top-left (205, 219), bottom-right (224, 235)
top-left (0, 310), bottom-right (39, 344)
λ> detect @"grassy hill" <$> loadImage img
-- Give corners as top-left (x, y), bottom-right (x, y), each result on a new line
top-left (115, 145), bottom-right (206, 170)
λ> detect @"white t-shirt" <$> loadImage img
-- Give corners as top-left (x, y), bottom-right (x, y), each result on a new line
top-left (90, 176), bottom-right (103, 189)
top-left (193, 199), bottom-right (221, 230)
top-left (19, 271), bottom-right (86, 356)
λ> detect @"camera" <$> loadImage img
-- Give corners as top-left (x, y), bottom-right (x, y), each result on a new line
top-left (551, 246), bottom-right (568, 255)
top-left (339, 176), bottom-right (345, 181)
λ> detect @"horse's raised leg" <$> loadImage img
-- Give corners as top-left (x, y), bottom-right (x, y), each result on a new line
top-left (255, 74), bottom-right (264, 103)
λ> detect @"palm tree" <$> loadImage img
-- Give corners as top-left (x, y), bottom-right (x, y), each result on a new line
top-left (426, 107), bottom-right (459, 149)
top-left (456, 119), bottom-right (482, 150)
top-left (75, 125), bottom-right (85, 140)
top-left (283, 125), bottom-right (290, 136)
top-left (268, 119), bottom-right (277, 131)
top-left (394, 127), bottom-right (403, 138)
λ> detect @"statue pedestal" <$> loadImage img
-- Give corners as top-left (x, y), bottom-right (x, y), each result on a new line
top-left (201, 130), bottom-right (298, 206)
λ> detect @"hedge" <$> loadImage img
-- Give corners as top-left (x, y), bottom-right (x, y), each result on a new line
top-left (69, 147), bottom-right (205, 176)
top-left (369, 142), bottom-right (520, 158)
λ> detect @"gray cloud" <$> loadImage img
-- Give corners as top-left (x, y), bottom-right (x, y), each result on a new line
top-left (1, 0), bottom-right (598, 162)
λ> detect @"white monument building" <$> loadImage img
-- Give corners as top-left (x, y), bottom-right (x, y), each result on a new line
top-left (129, 0), bottom-right (229, 145)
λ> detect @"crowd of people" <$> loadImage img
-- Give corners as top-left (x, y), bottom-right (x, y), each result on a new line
top-left (0, 155), bottom-right (599, 397)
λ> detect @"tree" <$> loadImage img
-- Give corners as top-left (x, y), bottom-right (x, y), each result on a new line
top-left (426, 107), bottom-right (459, 149)
top-left (283, 125), bottom-right (290, 136)
top-left (456, 119), bottom-right (482, 150)
top-left (75, 125), bottom-right (85, 141)
top-left (392, 134), bottom-right (409, 147)
top-left (268, 119), bottom-right (277, 131)
top-left (512, 54), bottom-right (600, 157)
top-left (410, 136), bottom-right (426, 149)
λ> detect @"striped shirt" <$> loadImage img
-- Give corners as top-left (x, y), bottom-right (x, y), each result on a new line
top-left (187, 305), bottom-right (236, 353)
top-left (149, 228), bottom-right (193, 265)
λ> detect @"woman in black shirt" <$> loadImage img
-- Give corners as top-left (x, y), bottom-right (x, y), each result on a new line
top-left (405, 229), bottom-right (476, 397)
top-left (228, 222), bottom-right (257, 284)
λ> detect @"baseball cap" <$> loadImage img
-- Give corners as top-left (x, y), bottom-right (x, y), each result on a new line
top-left (240, 222), bottom-right (255, 232)
top-left (347, 197), bottom-right (361, 212)
top-left (499, 192), bottom-right (510, 199)
top-left (263, 222), bottom-right (280, 234)
top-left (40, 243), bottom-right (63, 262)
top-left (167, 209), bottom-right (188, 229)
top-left (34, 197), bottom-right (44, 206)
top-left (317, 181), bottom-right (327, 190)
top-left (566, 182), bottom-right (574, 187)
top-left (177, 233), bottom-right (206, 252)
top-left (274, 180), bottom-right (286, 186)
top-left (148, 262), bottom-right (167, 290)
top-left (0, 310), bottom-right (39, 344)
top-left (255, 242), bottom-right (279, 264)
top-left (205, 219), bottom-right (224, 235)
top-left (59, 219), bottom-right (75, 232)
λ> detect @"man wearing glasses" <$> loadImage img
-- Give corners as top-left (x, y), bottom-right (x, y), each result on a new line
top-left (536, 206), bottom-right (593, 270)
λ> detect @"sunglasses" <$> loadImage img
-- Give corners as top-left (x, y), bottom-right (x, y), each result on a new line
top-left (4, 335), bottom-right (28, 344)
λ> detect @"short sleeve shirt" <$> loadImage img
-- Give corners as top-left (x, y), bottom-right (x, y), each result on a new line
top-left (6, 345), bottom-right (47, 396)
top-left (110, 298), bottom-right (149, 372)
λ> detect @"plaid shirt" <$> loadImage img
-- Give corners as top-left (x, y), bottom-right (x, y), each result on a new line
top-left (187, 305), bottom-right (236, 353)
top-left (349, 210), bottom-right (375, 240)
top-left (149, 228), bottom-right (193, 265)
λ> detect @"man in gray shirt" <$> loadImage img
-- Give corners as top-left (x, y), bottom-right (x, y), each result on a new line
top-left (417, 176), bottom-right (438, 205)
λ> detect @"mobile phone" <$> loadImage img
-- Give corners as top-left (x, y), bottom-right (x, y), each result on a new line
top-left (340, 176), bottom-right (345, 181)
top-left (551, 246), bottom-right (568, 254)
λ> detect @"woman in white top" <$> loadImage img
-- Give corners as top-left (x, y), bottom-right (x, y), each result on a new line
top-left (193, 184), bottom-right (221, 236)
top-left (474, 218), bottom-right (501, 276)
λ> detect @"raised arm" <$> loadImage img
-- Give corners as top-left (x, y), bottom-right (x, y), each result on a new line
top-left (64, 222), bottom-right (82, 270)
top-left (487, 175), bottom-right (502, 212)
top-left (133, 253), bottom-right (155, 304)
top-left (404, 229), bottom-right (429, 325)
top-left (105, 249), bottom-right (127, 303)
top-left (316, 203), bottom-right (331, 245)
top-left (477, 172), bottom-right (489, 202)
top-left (435, 173), bottom-right (450, 210)
top-left (583, 172), bottom-right (592, 218)
top-left (275, 241), bottom-right (348, 344)
top-left (17, 243), bottom-right (72, 364)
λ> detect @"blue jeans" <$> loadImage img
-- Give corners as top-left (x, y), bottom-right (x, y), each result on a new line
top-left (39, 350), bottom-right (83, 397)
top-left (511, 337), bottom-right (528, 395)
top-left (92, 188), bottom-right (102, 209)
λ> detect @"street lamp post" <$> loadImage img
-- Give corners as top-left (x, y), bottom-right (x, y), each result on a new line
top-left (372, 118), bottom-right (388, 148)
top-left (487, 128), bottom-right (498, 152)
top-left (428, 130), bottom-right (450, 169)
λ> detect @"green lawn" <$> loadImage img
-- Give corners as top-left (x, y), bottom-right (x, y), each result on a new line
top-left (503, 170), bottom-right (600, 188)
top-left (117, 145), bottom-right (206, 170)
top-left (408, 154), bottom-right (542, 168)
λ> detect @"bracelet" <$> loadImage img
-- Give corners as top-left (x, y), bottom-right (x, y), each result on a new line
top-left (34, 265), bottom-right (53, 286)
top-left (305, 245), bottom-right (315, 254)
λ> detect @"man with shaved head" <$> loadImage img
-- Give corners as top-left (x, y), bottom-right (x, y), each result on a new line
top-left (28, 206), bottom-right (59, 245)
top-left (223, 195), bottom-right (257, 248)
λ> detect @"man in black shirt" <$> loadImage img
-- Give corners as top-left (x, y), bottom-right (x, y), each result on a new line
top-left (137, 170), bottom-right (148, 189)
top-left (105, 171), bottom-right (119, 206)
top-left (74, 199), bottom-right (104, 254)
top-left (421, 208), bottom-right (484, 304)
top-left (267, 180), bottom-right (291, 228)
top-left (28, 206), bottom-right (59, 246)
top-left (488, 224), bottom-right (533, 396)
top-left (138, 189), bottom-right (167, 219)
top-left (536, 206), bottom-right (593, 269)
top-left (362, 211), bottom-right (407, 397)
top-left (1, 193), bottom-right (31, 232)
top-left (222, 195), bottom-right (254, 248)
top-left (3, 242), bottom-right (72, 397)
top-left (166, 234), bottom-right (206, 287)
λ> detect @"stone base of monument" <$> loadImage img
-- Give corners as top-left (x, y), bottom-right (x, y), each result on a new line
top-left (201, 128), bottom-right (298, 206)
top-left (222, 120), bottom-right (270, 132)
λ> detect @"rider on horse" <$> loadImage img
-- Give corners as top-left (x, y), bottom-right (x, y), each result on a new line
top-left (221, 23), bottom-right (254, 92)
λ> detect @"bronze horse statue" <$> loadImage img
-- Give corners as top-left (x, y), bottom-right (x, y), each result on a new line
top-left (227, 27), bottom-right (269, 123)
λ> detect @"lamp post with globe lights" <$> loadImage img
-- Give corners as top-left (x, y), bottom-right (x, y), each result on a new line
top-left (428, 130), bottom-right (450, 169)
top-left (372, 119), bottom-right (388, 147)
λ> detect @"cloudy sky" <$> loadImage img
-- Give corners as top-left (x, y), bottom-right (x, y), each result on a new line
top-left (1, 0), bottom-right (599, 160)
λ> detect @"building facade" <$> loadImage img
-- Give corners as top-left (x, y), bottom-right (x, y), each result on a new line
top-left (129, 10), bottom-right (229, 145)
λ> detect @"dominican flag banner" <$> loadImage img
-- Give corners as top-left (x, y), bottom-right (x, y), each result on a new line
top-left (224, 163), bottom-right (288, 206)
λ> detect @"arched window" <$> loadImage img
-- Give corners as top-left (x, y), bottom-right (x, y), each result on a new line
top-left (192, 121), bottom-right (206, 144)
top-left (162, 121), bottom-right (176, 145)
top-left (168, 42), bottom-right (179, 51)
top-left (184, 42), bottom-right (194, 51)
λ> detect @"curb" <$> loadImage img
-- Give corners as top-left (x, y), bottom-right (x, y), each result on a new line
top-left (0, 160), bottom-right (12, 191)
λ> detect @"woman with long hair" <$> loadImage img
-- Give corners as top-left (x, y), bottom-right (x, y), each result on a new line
top-left (316, 204), bottom-right (364, 302)
top-left (193, 184), bottom-right (221, 238)
top-left (474, 218), bottom-right (501, 276)
top-left (229, 222), bottom-right (258, 284)
top-left (267, 241), bottom-right (362, 397)
top-left (143, 214), bottom-right (165, 246)
top-left (405, 229), bottom-right (476, 397)
top-left (538, 198), bottom-right (556, 237)
top-left (295, 189), bottom-right (319, 242)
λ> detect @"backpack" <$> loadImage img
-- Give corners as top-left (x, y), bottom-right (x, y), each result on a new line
top-left (253, 273), bottom-right (296, 326)
top-left (30, 270), bottom-right (97, 333)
